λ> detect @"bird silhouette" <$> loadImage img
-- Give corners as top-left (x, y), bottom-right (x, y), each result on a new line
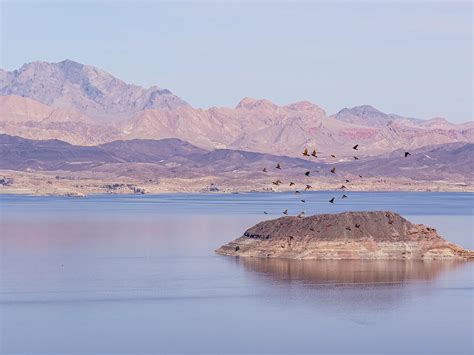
top-left (276, 163), bottom-right (281, 169)
top-left (345, 179), bottom-right (350, 183)
top-left (353, 156), bottom-right (359, 160)
top-left (262, 167), bottom-right (267, 173)
top-left (342, 194), bottom-right (348, 199)
top-left (329, 197), bottom-right (335, 204)
top-left (340, 185), bottom-right (347, 190)
top-left (305, 171), bottom-right (310, 176)
top-left (264, 211), bottom-right (269, 214)
top-left (295, 190), bottom-right (301, 194)
top-left (359, 175), bottom-right (363, 178)
top-left (272, 180), bottom-right (282, 186)
top-left (302, 148), bottom-right (309, 157)
top-left (353, 144), bottom-right (359, 150)
top-left (345, 226), bottom-right (352, 231)
top-left (282, 209), bottom-right (288, 215)
top-left (355, 223), bottom-right (361, 228)
top-left (311, 150), bottom-right (318, 157)
top-left (331, 154), bottom-right (336, 158)
top-left (330, 167), bottom-right (336, 174)
top-left (405, 152), bottom-right (411, 157)
top-left (300, 199), bottom-right (306, 203)
top-left (289, 182), bottom-right (295, 186)
top-left (305, 184), bottom-right (312, 190)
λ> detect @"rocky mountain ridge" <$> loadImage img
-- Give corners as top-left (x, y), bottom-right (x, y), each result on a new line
top-left (0, 60), bottom-right (188, 122)
top-left (1, 60), bottom-right (473, 158)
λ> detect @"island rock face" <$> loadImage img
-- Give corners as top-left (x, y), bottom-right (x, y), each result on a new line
top-left (216, 211), bottom-right (474, 260)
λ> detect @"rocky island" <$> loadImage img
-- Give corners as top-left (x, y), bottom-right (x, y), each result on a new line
top-left (216, 211), bottom-right (474, 260)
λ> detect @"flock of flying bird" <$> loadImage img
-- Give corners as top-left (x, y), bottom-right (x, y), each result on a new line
top-left (261, 144), bottom-right (412, 217)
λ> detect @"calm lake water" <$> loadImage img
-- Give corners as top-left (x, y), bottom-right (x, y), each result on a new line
top-left (1, 192), bottom-right (473, 354)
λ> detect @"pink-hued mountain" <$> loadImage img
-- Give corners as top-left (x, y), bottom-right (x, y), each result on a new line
top-left (1, 60), bottom-right (472, 158)
top-left (0, 95), bottom-right (120, 144)
top-left (0, 59), bottom-right (188, 121)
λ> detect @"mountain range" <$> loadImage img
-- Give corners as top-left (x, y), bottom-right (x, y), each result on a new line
top-left (1, 60), bottom-right (472, 160)
top-left (1, 134), bottom-right (471, 183)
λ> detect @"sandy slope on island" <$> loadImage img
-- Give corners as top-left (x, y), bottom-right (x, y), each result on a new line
top-left (216, 211), bottom-right (474, 260)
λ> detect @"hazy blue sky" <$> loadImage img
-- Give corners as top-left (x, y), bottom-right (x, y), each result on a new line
top-left (1, 0), bottom-right (472, 122)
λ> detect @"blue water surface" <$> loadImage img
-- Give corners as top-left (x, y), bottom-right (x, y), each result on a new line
top-left (0, 192), bottom-right (473, 354)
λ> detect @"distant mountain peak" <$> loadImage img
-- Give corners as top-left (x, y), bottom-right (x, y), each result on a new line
top-left (0, 60), bottom-right (189, 121)
top-left (236, 97), bottom-right (277, 110)
top-left (426, 117), bottom-right (449, 123)
top-left (235, 98), bottom-right (325, 113)
top-left (285, 100), bottom-right (325, 113)
top-left (59, 58), bottom-right (82, 66)
top-left (337, 105), bottom-right (385, 117)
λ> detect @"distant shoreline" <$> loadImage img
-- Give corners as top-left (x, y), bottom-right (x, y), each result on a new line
top-left (1, 168), bottom-right (472, 197)
top-left (2, 190), bottom-right (474, 196)
top-left (1, 184), bottom-right (473, 197)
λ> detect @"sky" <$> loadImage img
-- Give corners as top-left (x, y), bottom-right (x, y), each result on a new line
top-left (0, 0), bottom-right (472, 122)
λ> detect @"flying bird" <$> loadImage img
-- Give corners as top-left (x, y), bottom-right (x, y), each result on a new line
top-left (305, 171), bottom-right (310, 177)
top-left (276, 163), bottom-right (281, 169)
top-left (345, 226), bottom-right (352, 231)
top-left (305, 184), bottom-right (312, 190)
top-left (264, 211), bottom-right (268, 214)
top-left (353, 156), bottom-right (359, 160)
top-left (272, 180), bottom-right (282, 186)
top-left (282, 209), bottom-right (288, 215)
top-left (342, 194), bottom-right (348, 199)
top-left (330, 167), bottom-right (336, 174)
top-left (355, 223), bottom-right (361, 228)
top-left (302, 148), bottom-right (309, 157)
top-left (300, 199), bottom-right (306, 203)
top-left (329, 197), bottom-right (335, 204)
top-left (340, 185), bottom-right (347, 190)
top-left (404, 152), bottom-right (411, 158)
top-left (331, 154), bottom-right (336, 158)
top-left (359, 175), bottom-right (363, 178)
top-left (295, 190), bottom-right (301, 194)
top-left (353, 144), bottom-right (359, 150)
top-left (262, 167), bottom-right (267, 173)
top-left (345, 179), bottom-right (350, 183)
top-left (289, 182), bottom-right (295, 186)
top-left (311, 150), bottom-right (318, 157)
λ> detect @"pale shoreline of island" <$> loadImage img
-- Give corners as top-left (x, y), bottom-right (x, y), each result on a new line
top-left (0, 169), bottom-right (472, 197)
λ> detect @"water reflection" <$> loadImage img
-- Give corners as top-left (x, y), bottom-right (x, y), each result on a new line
top-left (230, 257), bottom-right (471, 313)
top-left (236, 258), bottom-right (466, 286)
